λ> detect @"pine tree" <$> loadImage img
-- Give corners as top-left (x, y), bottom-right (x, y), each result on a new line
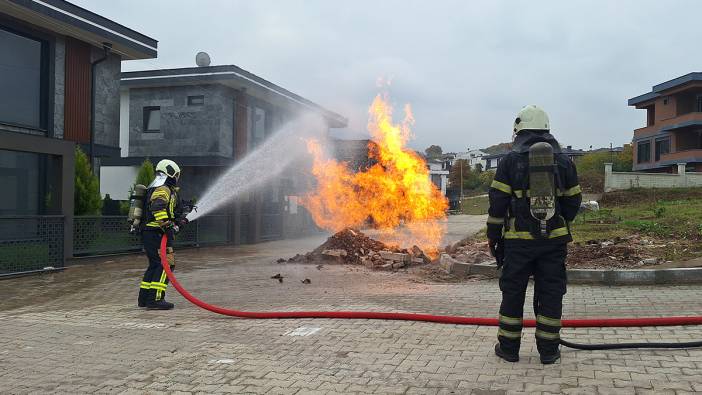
top-left (74, 147), bottom-right (102, 215)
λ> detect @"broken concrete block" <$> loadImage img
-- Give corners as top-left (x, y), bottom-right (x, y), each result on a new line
top-left (379, 251), bottom-right (410, 262)
top-left (322, 249), bottom-right (347, 257)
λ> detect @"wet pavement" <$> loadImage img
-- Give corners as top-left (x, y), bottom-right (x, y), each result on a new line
top-left (2, 215), bottom-right (702, 394)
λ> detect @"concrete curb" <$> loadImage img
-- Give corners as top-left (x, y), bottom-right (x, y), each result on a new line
top-left (439, 254), bottom-right (702, 285)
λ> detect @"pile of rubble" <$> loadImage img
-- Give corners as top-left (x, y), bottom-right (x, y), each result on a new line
top-left (567, 236), bottom-right (664, 268)
top-left (445, 237), bottom-right (493, 264)
top-left (286, 228), bottom-right (432, 270)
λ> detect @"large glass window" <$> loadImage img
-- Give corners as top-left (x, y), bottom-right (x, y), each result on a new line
top-left (0, 149), bottom-right (59, 215)
top-left (655, 137), bottom-right (670, 161)
top-left (0, 26), bottom-right (47, 129)
top-left (637, 140), bottom-right (651, 163)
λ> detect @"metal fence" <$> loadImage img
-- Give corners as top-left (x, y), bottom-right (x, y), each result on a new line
top-left (73, 215), bottom-right (231, 256)
top-left (0, 216), bottom-right (64, 276)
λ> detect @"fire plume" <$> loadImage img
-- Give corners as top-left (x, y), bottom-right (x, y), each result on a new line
top-left (301, 93), bottom-right (448, 256)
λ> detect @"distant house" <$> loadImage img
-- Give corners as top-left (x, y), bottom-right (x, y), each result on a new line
top-left (426, 158), bottom-right (449, 196)
top-left (629, 72), bottom-right (702, 172)
top-left (454, 149), bottom-right (487, 169)
top-left (484, 145), bottom-right (584, 170)
top-left (102, 62), bottom-right (347, 244)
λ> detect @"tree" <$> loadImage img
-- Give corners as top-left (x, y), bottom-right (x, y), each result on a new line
top-left (449, 159), bottom-right (482, 193)
top-left (133, 158), bottom-right (155, 190)
top-left (576, 145), bottom-right (633, 193)
top-left (119, 159), bottom-right (155, 215)
top-left (74, 147), bottom-right (102, 215)
top-left (482, 142), bottom-right (513, 155)
top-left (424, 145), bottom-right (443, 158)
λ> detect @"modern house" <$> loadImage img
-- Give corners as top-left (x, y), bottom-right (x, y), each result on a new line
top-left (101, 62), bottom-right (347, 244)
top-left (629, 73), bottom-right (702, 172)
top-left (0, 0), bottom-right (156, 273)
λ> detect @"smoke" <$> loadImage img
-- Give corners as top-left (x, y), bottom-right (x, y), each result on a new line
top-left (187, 113), bottom-right (327, 221)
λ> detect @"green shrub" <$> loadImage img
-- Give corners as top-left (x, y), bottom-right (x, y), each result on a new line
top-left (74, 147), bottom-right (102, 215)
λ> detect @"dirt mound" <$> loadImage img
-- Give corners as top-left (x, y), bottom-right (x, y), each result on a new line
top-left (445, 234), bottom-right (668, 269)
top-left (286, 228), bottom-right (432, 270)
top-left (567, 236), bottom-right (663, 269)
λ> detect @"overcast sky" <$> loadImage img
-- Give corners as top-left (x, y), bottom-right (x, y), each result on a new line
top-left (76, 0), bottom-right (702, 152)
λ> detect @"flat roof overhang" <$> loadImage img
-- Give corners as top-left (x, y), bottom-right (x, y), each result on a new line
top-left (629, 72), bottom-right (702, 107)
top-left (102, 155), bottom-right (236, 167)
top-left (1, 0), bottom-right (157, 59)
top-left (121, 65), bottom-right (348, 128)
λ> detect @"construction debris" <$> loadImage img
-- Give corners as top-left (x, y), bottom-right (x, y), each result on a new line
top-left (445, 237), bottom-right (493, 264)
top-left (445, 234), bottom-right (667, 269)
top-left (566, 235), bottom-right (663, 268)
top-left (271, 273), bottom-right (284, 283)
top-left (285, 228), bottom-right (432, 271)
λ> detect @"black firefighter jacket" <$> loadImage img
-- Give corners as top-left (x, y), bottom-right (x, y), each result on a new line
top-left (486, 131), bottom-right (582, 245)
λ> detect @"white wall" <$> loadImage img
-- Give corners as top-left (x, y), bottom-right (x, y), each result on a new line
top-left (100, 166), bottom-right (138, 200)
top-left (604, 163), bottom-right (702, 192)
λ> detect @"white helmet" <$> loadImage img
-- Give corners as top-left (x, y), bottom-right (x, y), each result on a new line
top-left (513, 105), bottom-right (550, 135)
top-left (155, 159), bottom-right (181, 181)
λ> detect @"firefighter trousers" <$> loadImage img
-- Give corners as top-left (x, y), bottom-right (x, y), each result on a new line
top-left (138, 229), bottom-right (175, 305)
top-left (497, 242), bottom-right (567, 356)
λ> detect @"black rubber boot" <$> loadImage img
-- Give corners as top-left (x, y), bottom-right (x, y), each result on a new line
top-left (138, 288), bottom-right (149, 308)
top-left (146, 299), bottom-right (174, 310)
top-left (494, 343), bottom-right (519, 362)
top-left (540, 350), bottom-right (561, 365)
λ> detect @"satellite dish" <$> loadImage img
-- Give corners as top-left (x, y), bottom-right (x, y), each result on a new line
top-left (195, 52), bottom-right (211, 67)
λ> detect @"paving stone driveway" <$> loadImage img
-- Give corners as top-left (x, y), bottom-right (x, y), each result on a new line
top-left (2, 233), bottom-right (702, 394)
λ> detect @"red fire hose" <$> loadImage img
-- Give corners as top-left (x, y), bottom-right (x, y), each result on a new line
top-left (159, 236), bottom-right (702, 349)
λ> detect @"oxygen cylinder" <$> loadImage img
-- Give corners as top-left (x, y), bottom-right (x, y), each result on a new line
top-left (528, 142), bottom-right (556, 237)
top-left (128, 184), bottom-right (147, 233)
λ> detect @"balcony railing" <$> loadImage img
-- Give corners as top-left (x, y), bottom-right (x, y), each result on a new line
top-left (635, 112), bottom-right (702, 136)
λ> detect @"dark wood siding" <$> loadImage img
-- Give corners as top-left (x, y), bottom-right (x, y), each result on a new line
top-left (64, 38), bottom-right (91, 144)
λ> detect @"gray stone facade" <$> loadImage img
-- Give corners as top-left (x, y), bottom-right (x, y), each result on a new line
top-left (53, 36), bottom-right (65, 139)
top-left (91, 49), bottom-right (121, 148)
top-left (128, 84), bottom-right (236, 158)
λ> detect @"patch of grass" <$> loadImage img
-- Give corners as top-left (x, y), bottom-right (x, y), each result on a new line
top-left (571, 188), bottom-right (702, 253)
top-left (461, 195), bottom-right (490, 215)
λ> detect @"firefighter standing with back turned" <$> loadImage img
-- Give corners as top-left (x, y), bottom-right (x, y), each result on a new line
top-left (136, 159), bottom-right (189, 310)
top-left (487, 105), bottom-right (582, 364)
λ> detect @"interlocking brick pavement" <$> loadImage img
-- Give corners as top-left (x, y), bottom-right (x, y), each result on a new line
top-left (2, 233), bottom-right (702, 394)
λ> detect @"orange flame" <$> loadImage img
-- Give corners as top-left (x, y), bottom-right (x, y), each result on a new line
top-left (301, 93), bottom-right (448, 256)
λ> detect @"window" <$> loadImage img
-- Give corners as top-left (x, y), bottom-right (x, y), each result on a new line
top-left (663, 97), bottom-right (669, 105)
top-left (252, 107), bottom-right (266, 146)
top-left (637, 140), bottom-right (651, 163)
top-left (0, 26), bottom-right (48, 130)
top-left (143, 107), bottom-right (161, 132)
top-left (655, 138), bottom-right (670, 161)
top-left (187, 95), bottom-right (204, 106)
top-left (696, 95), bottom-right (702, 112)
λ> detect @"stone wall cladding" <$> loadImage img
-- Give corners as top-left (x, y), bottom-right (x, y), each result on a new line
top-left (92, 50), bottom-right (121, 148)
top-left (53, 36), bottom-right (65, 139)
top-left (128, 84), bottom-right (235, 158)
